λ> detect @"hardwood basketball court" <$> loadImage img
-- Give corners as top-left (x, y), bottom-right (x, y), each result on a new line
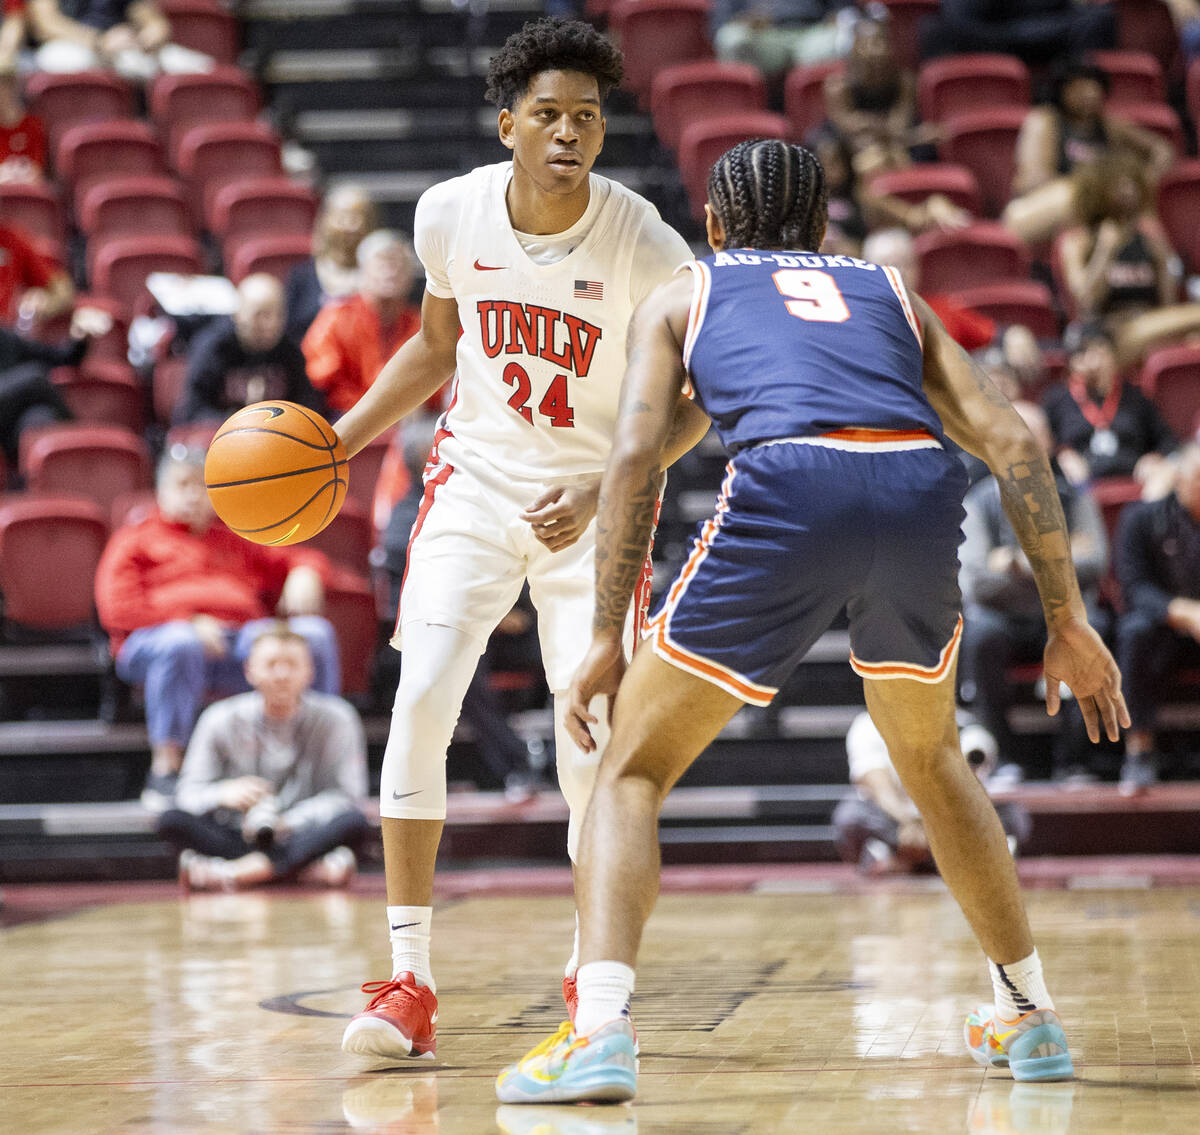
top-left (4, 864), bottom-right (1199, 1134)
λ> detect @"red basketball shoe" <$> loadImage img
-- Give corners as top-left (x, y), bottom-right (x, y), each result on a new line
top-left (563, 974), bottom-right (578, 1024)
top-left (341, 973), bottom-right (438, 1059)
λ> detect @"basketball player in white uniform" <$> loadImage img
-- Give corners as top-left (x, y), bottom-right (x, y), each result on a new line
top-left (334, 18), bottom-right (704, 1060)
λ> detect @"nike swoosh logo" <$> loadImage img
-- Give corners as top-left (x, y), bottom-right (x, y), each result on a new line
top-left (390, 922), bottom-right (419, 931)
top-left (473, 259), bottom-right (505, 271)
top-left (392, 789), bottom-right (422, 799)
top-left (235, 404), bottom-right (285, 420)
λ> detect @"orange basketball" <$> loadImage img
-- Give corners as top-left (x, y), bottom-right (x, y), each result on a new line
top-left (204, 401), bottom-right (348, 546)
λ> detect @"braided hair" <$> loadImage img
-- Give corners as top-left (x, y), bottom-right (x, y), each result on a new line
top-left (485, 17), bottom-right (624, 110)
top-left (706, 139), bottom-right (828, 252)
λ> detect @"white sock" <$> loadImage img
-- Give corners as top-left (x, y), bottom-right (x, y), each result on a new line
top-left (565, 911), bottom-right (580, 980)
top-left (574, 960), bottom-right (635, 1036)
top-left (387, 905), bottom-right (435, 993)
top-left (989, 949), bottom-right (1053, 1021)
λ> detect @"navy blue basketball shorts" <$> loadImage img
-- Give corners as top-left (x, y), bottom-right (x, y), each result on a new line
top-left (643, 433), bottom-right (968, 705)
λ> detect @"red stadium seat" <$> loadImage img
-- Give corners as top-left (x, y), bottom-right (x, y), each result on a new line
top-left (0, 183), bottom-right (66, 253)
top-left (149, 66), bottom-right (259, 162)
top-left (158, 0), bottom-right (240, 65)
top-left (678, 112), bottom-right (791, 220)
top-left (175, 121), bottom-right (283, 217)
top-left (783, 60), bottom-right (843, 141)
top-left (876, 0), bottom-right (939, 71)
top-left (78, 176), bottom-right (194, 248)
top-left (1140, 345), bottom-right (1200, 440)
top-left (20, 423), bottom-right (151, 517)
top-left (946, 281), bottom-right (1060, 339)
top-left (152, 356), bottom-right (188, 425)
top-left (917, 54), bottom-right (1030, 122)
top-left (324, 567), bottom-right (379, 696)
top-left (24, 70), bottom-right (135, 154)
top-left (938, 107), bottom-right (1026, 217)
top-left (225, 232), bottom-right (311, 284)
top-left (1090, 50), bottom-right (1167, 105)
top-left (208, 176), bottom-right (318, 239)
top-left (0, 493), bottom-right (109, 633)
top-left (55, 121), bottom-right (165, 211)
top-left (1113, 0), bottom-right (1182, 81)
top-left (913, 223), bottom-right (1032, 295)
top-left (305, 497), bottom-right (372, 574)
top-left (90, 233), bottom-right (204, 308)
top-left (1157, 161), bottom-right (1200, 275)
top-left (1112, 101), bottom-right (1185, 155)
top-left (609, 0), bottom-right (713, 108)
top-left (651, 62), bottom-right (767, 152)
top-left (52, 361), bottom-right (145, 433)
top-left (867, 163), bottom-right (982, 215)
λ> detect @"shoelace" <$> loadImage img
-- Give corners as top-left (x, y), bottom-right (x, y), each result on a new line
top-left (360, 978), bottom-right (426, 1013)
top-left (518, 1021), bottom-right (590, 1070)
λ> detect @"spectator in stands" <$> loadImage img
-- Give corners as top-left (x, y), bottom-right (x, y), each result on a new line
top-left (959, 401), bottom-right (1108, 783)
top-left (160, 625), bottom-right (369, 892)
top-left (0, 2), bottom-right (25, 73)
top-left (1058, 154), bottom-right (1200, 371)
top-left (0, 68), bottom-right (43, 183)
top-left (94, 445), bottom-right (339, 809)
top-left (919, 0), bottom-right (1116, 65)
top-left (285, 184), bottom-right (378, 342)
top-left (711, 0), bottom-right (855, 85)
top-left (301, 230), bottom-right (421, 417)
top-left (0, 219), bottom-right (72, 325)
top-left (173, 273), bottom-right (323, 426)
top-left (833, 710), bottom-right (1030, 873)
top-left (0, 303), bottom-right (110, 470)
top-left (823, 10), bottom-right (928, 176)
top-left (1004, 59), bottom-right (1174, 247)
top-left (1043, 321), bottom-right (1176, 488)
top-left (811, 127), bottom-right (968, 253)
top-left (28, 0), bottom-right (212, 80)
top-left (862, 227), bottom-right (1042, 380)
top-left (1113, 444), bottom-right (1200, 793)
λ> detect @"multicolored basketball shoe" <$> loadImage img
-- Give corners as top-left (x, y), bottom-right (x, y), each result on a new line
top-left (341, 972), bottom-right (438, 1059)
top-left (496, 1019), bottom-right (638, 1104)
top-left (964, 1005), bottom-right (1074, 1082)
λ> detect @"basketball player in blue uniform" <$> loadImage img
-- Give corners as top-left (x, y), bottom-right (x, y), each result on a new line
top-left (495, 139), bottom-right (1129, 1104)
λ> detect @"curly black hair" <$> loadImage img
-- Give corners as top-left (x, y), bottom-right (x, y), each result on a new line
top-left (707, 139), bottom-right (827, 252)
top-left (485, 17), bottom-right (624, 110)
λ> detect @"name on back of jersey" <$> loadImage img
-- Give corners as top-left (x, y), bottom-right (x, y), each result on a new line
top-left (711, 251), bottom-right (879, 271)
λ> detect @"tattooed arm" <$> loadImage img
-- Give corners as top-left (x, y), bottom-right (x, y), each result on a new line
top-left (914, 293), bottom-right (1128, 741)
top-left (565, 275), bottom-right (696, 750)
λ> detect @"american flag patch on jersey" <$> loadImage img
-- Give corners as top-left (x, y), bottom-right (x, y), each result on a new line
top-left (574, 279), bottom-right (603, 300)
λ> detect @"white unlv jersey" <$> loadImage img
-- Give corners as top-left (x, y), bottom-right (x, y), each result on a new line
top-left (414, 162), bottom-right (692, 480)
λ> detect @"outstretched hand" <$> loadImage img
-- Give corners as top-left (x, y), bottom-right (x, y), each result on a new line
top-left (1043, 617), bottom-right (1131, 743)
top-left (565, 632), bottom-right (626, 753)
top-left (521, 480), bottom-right (600, 553)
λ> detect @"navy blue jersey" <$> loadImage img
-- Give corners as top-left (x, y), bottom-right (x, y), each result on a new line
top-left (681, 249), bottom-right (946, 452)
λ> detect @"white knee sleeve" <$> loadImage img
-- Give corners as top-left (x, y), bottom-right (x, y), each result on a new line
top-left (552, 690), bottom-right (610, 862)
top-left (379, 622), bottom-right (485, 820)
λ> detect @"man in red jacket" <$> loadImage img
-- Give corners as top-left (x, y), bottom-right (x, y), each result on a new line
top-left (94, 445), bottom-right (338, 808)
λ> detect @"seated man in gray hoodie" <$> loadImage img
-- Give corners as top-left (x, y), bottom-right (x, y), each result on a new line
top-left (160, 624), bottom-right (369, 891)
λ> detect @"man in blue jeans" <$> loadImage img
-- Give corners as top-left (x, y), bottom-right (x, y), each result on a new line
top-left (94, 445), bottom-right (339, 808)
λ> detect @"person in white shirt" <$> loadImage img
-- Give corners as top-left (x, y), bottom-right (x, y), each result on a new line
top-left (335, 17), bottom-right (706, 1061)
